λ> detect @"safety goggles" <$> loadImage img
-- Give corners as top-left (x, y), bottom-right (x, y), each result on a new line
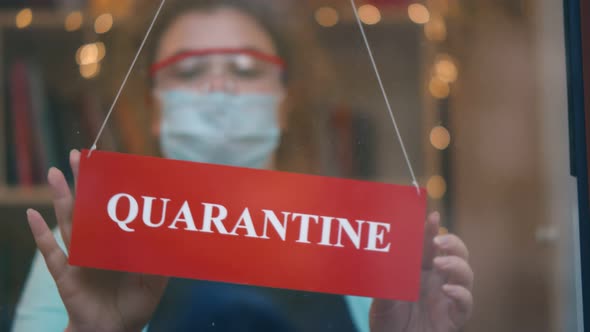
top-left (150, 48), bottom-right (286, 91)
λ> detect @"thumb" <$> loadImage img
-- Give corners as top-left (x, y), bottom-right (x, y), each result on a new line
top-left (422, 211), bottom-right (441, 269)
top-left (70, 149), bottom-right (81, 190)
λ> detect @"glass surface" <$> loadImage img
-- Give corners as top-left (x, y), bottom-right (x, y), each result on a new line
top-left (0, 0), bottom-right (582, 331)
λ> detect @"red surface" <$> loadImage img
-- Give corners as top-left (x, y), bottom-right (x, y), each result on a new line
top-left (11, 61), bottom-right (33, 186)
top-left (69, 150), bottom-right (426, 301)
top-left (150, 48), bottom-right (286, 76)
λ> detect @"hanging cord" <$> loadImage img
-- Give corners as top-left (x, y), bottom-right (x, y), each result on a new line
top-left (89, 0), bottom-right (168, 157)
top-left (349, 0), bottom-right (420, 194)
top-left (87, 0), bottom-right (420, 194)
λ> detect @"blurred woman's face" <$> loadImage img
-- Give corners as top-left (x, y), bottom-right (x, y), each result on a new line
top-left (151, 8), bottom-right (287, 168)
top-left (153, 8), bottom-right (285, 95)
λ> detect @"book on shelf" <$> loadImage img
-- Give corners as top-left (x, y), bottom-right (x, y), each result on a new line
top-left (327, 105), bottom-right (376, 179)
top-left (4, 79), bottom-right (16, 186)
top-left (10, 60), bottom-right (34, 187)
top-left (29, 61), bottom-right (54, 183)
top-left (2, 58), bottom-right (144, 188)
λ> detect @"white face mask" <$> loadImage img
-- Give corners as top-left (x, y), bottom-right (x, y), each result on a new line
top-left (159, 90), bottom-right (281, 169)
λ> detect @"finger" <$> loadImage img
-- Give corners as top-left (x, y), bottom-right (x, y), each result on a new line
top-left (434, 255), bottom-right (474, 289)
top-left (434, 234), bottom-right (469, 261)
top-left (70, 149), bottom-right (81, 190)
top-left (48, 167), bottom-right (73, 250)
top-left (369, 299), bottom-right (410, 332)
top-left (27, 209), bottom-right (68, 283)
top-left (423, 211), bottom-right (441, 269)
top-left (442, 284), bottom-right (473, 326)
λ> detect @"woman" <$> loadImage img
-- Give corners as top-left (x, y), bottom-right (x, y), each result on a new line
top-left (14, 0), bottom-right (473, 331)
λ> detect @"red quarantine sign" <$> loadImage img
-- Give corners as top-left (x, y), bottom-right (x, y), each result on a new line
top-left (69, 150), bottom-right (427, 301)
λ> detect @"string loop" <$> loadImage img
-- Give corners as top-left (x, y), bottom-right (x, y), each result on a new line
top-left (88, 0), bottom-right (421, 195)
top-left (88, 0), bottom-right (168, 157)
top-left (350, 0), bottom-right (421, 194)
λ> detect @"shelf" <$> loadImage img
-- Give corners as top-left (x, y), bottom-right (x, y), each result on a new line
top-left (0, 186), bottom-right (52, 205)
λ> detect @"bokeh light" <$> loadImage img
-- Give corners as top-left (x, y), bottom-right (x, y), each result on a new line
top-left (430, 126), bottom-right (451, 150)
top-left (408, 3), bottom-right (430, 24)
top-left (80, 62), bottom-right (101, 79)
top-left (94, 13), bottom-right (113, 34)
top-left (76, 42), bottom-right (106, 66)
top-left (425, 16), bottom-right (447, 41)
top-left (435, 56), bottom-right (459, 83)
top-left (429, 77), bottom-right (450, 99)
top-left (16, 8), bottom-right (33, 29)
top-left (315, 7), bottom-right (339, 27)
top-left (358, 4), bottom-right (382, 25)
top-left (65, 11), bottom-right (83, 32)
top-left (427, 176), bottom-right (447, 199)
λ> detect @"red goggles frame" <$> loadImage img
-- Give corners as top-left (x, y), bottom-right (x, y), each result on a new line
top-left (150, 48), bottom-right (286, 76)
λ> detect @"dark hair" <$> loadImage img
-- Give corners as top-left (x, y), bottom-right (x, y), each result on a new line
top-left (125, 0), bottom-right (329, 173)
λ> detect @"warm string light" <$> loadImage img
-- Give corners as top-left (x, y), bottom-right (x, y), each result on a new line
top-left (76, 42), bottom-right (106, 65)
top-left (315, 6), bottom-right (339, 27)
top-left (429, 55), bottom-right (458, 98)
top-left (80, 62), bottom-right (101, 79)
top-left (71, 12), bottom-right (112, 79)
top-left (311, 2), bottom-right (454, 201)
top-left (76, 42), bottom-right (106, 79)
top-left (408, 3), bottom-right (430, 24)
top-left (423, 5), bottom-right (456, 203)
top-left (435, 55), bottom-right (458, 83)
top-left (424, 15), bottom-right (447, 41)
top-left (314, 4), bottom-right (381, 26)
top-left (358, 4), bottom-right (382, 25)
top-left (16, 8), bottom-right (33, 29)
top-left (65, 11), bottom-right (83, 32)
top-left (429, 77), bottom-right (450, 99)
top-left (427, 175), bottom-right (446, 199)
top-left (430, 126), bottom-right (451, 150)
top-left (95, 13), bottom-right (113, 34)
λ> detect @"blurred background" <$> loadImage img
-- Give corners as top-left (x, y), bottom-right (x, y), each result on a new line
top-left (0, 0), bottom-right (580, 331)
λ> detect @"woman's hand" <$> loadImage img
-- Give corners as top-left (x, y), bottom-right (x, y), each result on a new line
top-left (26, 150), bottom-right (168, 332)
top-left (369, 212), bottom-right (473, 332)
